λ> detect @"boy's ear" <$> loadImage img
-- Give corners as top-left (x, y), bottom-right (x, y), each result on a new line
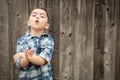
top-left (27, 20), bottom-right (30, 27)
top-left (45, 23), bottom-right (50, 29)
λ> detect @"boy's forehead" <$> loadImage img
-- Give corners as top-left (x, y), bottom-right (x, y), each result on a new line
top-left (31, 9), bottom-right (47, 15)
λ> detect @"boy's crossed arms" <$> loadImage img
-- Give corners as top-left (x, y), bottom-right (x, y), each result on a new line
top-left (13, 49), bottom-right (46, 68)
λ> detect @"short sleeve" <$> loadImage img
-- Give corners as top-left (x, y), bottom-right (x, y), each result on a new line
top-left (39, 37), bottom-right (54, 63)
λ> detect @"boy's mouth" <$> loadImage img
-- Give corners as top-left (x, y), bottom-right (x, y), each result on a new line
top-left (35, 20), bottom-right (39, 22)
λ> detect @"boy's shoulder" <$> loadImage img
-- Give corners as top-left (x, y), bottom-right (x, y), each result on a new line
top-left (42, 33), bottom-right (54, 40)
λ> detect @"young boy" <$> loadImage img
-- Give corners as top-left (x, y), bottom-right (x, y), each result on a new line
top-left (13, 8), bottom-right (54, 80)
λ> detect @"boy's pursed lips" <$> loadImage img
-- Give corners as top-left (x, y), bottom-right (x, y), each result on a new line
top-left (35, 20), bottom-right (39, 22)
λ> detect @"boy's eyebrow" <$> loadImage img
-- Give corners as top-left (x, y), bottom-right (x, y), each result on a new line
top-left (31, 12), bottom-right (47, 16)
top-left (40, 13), bottom-right (47, 16)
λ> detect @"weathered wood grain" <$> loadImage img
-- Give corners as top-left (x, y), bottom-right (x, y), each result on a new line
top-left (80, 0), bottom-right (94, 80)
top-left (60, 0), bottom-right (73, 79)
top-left (71, 0), bottom-right (81, 79)
top-left (104, 0), bottom-right (116, 80)
top-left (115, 0), bottom-right (120, 80)
top-left (94, 0), bottom-right (106, 80)
top-left (0, 0), bottom-right (9, 80)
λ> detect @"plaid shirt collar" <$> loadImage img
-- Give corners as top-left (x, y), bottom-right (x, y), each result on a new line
top-left (25, 30), bottom-right (49, 40)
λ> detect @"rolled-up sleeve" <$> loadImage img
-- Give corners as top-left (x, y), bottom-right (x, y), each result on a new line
top-left (39, 37), bottom-right (54, 63)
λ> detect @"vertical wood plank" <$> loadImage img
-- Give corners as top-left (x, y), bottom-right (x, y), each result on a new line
top-left (94, 0), bottom-right (106, 80)
top-left (115, 0), bottom-right (120, 80)
top-left (8, 0), bottom-right (28, 79)
top-left (74, 0), bottom-right (94, 80)
top-left (71, 0), bottom-right (81, 79)
top-left (78, 0), bottom-right (94, 80)
top-left (0, 0), bottom-right (9, 79)
top-left (104, 0), bottom-right (116, 80)
top-left (60, 0), bottom-right (72, 79)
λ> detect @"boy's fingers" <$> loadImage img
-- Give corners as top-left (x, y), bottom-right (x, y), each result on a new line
top-left (25, 52), bottom-right (28, 57)
top-left (29, 50), bottom-right (33, 56)
top-left (25, 48), bottom-right (28, 53)
top-left (13, 53), bottom-right (19, 59)
top-left (24, 49), bottom-right (34, 58)
top-left (25, 49), bottom-right (28, 55)
top-left (28, 50), bottom-right (31, 54)
top-left (30, 50), bottom-right (33, 53)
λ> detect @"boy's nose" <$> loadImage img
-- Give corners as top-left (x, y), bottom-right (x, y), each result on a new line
top-left (36, 15), bottom-right (39, 19)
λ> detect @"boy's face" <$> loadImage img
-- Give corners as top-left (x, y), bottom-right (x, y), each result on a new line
top-left (28, 9), bottom-right (49, 30)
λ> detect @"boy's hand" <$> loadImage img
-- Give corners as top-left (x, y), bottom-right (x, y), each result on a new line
top-left (25, 49), bottom-right (33, 60)
top-left (13, 52), bottom-right (25, 63)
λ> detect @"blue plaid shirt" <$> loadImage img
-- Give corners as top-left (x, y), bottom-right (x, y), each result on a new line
top-left (16, 31), bottom-right (54, 80)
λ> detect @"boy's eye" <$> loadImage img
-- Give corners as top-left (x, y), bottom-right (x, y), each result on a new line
top-left (40, 15), bottom-right (45, 18)
top-left (32, 14), bottom-right (36, 17)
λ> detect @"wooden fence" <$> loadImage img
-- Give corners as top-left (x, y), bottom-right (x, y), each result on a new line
top-left (0, 0), bottom-right (120, 80)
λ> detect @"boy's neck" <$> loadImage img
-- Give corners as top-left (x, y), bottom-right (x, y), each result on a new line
top-left (30, 29), bottom-right (44, 37)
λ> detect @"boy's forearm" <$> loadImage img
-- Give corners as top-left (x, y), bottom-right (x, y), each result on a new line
top-left (29, 55), bottom-right (46, 66)
top-left (20, 57), bottom-right (29, 68)
top-left (14, 53), bottom-right (29, 68)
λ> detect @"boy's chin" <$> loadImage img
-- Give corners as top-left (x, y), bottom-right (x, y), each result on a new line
top-left (31, 27), bottom-right (43, 30)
